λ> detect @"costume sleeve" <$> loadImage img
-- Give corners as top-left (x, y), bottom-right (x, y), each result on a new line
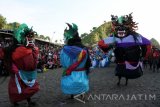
top-left (141, 35), bottom-right (151, 45)
top-left (98, 36), bottom-right (116, 53)
top-left (12, 46), bottom-right (39, 71)
top-left (98, 40), bottom-right (109, 53)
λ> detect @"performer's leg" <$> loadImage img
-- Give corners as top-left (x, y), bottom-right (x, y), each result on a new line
top-left (80, 93), bottom-right (85, 101)
top-left (125, 78), bottom-right (128, 86)
top-left (27, 97), bottom-right (36, 107)
top-left (149, 62), bottom-right (152, 70)
top-left (117, 76), bottom-right (121, 86)
top-left (12, 102), bottom-right (19, 107)
top-left (70, 94), bottom-right (74, 99)
top-left (153, 64), bottom-right (155, 72)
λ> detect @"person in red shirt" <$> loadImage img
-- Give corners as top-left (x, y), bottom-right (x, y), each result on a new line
top-left (152, 46), bottom-right (160, 72)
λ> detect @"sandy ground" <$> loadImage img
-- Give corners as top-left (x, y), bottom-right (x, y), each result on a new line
top-left (0, 64), bottom-right (160, 107)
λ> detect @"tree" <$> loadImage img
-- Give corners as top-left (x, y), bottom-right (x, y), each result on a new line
top-left (45, 36), bottom-right (50, 41)
top-left (34, 33), bottom-right (39, 38)
top-left (80, 33), bottom-right (88, 39)
top-left (81, 21), bottom-right (112, 45)
top-left (92, 27), bottom-right (97, 31)
top-left (150, 38), bottom-right (160, 48)
top-left (0, 15), bottom-right (51, 44)
top-left (0, 14), bottom-right (7, 29)
top-left (4, 22), bottom-right (20, 30)
top-left (39, 35), bottom-right (45, 40)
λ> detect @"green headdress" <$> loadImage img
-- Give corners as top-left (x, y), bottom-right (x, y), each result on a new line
top-left (14, 23), bottom-right (34, 44)
top-left (117, 16), bottom-right (125, 24)
top-left (64, 23), bottom-right (78, 41)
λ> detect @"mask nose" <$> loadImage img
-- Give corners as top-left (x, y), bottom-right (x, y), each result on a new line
top-left (27, 37), bottom-right (33, 41)
top-left (117, 25), bottom-right (126, 31)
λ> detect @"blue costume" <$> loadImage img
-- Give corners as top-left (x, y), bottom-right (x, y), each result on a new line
top-left (60, 23), bottom-right (91, 96)
top-left (60, 46), bottom-right (89, 94)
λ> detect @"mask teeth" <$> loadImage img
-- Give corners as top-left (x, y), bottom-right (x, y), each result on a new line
top-left (26, 41), bottom-right (35, 47)
top-left (118, 30), bottom-right (125, 33)
top-left (26, 38), bottom-right (35, 47)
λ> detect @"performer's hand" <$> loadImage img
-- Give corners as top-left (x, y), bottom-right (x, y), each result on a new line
top-left (109, 42), bottom-right (116, 49)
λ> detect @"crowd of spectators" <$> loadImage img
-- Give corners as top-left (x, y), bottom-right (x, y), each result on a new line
top-left (0, 35), bottom-right (115, 76)
top-left (35, 43), bottom-right (62, 73)
top-left (0, 37), bottom-right (62, 75)
top-left (0, 38), bottom-right (13, 76)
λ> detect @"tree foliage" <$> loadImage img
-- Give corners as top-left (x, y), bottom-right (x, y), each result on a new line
top-left (0, 14), bottom-right (7, 29)
top-left (3, 22), bottom-right (20, 30)
top-left (81, 21), bottom-right (112, 46)
top-left (45, 36), bottom-right (50, 41)
top-left (150, 38), bottom-right (160, 48)
top-left (0, 14), bottom-right (51, 42)
top-left (39, 35), bottom-right (45, 40)
top-left (80, 33), bottom-right (88, 39)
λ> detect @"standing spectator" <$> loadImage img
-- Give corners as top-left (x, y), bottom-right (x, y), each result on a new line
top-left (0, 46), bottom-right (4, 75)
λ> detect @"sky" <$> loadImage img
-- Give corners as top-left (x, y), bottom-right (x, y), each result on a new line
top-left (0, 0), bottom-right (160, 43)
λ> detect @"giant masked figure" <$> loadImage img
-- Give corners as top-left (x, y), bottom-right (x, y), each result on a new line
top-left (60, 23), bottom-right (91, 99)
top-left (98, 13), bottom-right (151, 85)
top-left (3, 24), bottom-right (39, 107)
